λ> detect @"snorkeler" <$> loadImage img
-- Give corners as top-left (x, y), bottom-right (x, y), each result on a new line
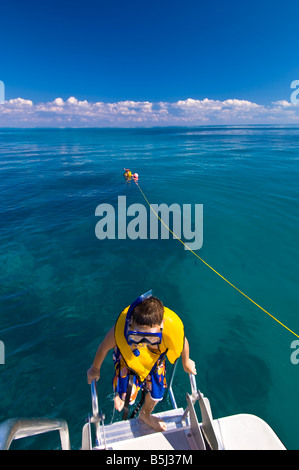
top-left (124, 168), bottom-right (132, 178)
top-left (124, 168), bottom-right (139, 181)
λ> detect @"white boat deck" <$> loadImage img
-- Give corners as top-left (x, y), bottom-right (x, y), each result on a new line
top-left (93, 408), bottom-right (286, 451)
top-left (213, 414), bottom-right (286, 450)
top-left (96, 408), bottom-right (196, 450)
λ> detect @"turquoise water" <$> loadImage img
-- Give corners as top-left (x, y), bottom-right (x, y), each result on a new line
top-left (0, 126), bottom-right (299, 449)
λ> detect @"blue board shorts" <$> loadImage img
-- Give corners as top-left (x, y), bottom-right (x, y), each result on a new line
top-left (112, 347), bottom-right (167, 403)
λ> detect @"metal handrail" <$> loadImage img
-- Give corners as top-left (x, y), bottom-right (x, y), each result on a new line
top-left (167, 361), bottom-right (178, 409)
top-left (0, 417), bottom-right (71, 450)
top-left (90, 379), bottom-right (103, 447)
top-left (189, 373), bottom-right (198, 400)
top-left (168, 359), bottom-right (198, 410)
top-left (182, 373), bottom-right (200, 422)
top-left (91, 379), bottom-right (99, 419)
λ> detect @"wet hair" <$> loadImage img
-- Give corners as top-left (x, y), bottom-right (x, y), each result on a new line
top-left (131, 297), bottom-right (164, 327)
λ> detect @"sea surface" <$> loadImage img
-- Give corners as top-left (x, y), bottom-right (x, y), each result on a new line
top-left (0, 126), bottom-right (299, 450)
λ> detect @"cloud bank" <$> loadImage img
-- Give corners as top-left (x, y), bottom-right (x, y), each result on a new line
top-left (0, 96), bottom-right (299, 127)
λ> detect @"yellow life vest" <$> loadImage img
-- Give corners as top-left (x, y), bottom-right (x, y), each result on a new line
top-left (114, 305), bottom-right (185, 382)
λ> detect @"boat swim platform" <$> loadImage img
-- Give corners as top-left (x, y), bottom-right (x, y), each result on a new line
top-left (94, 408), bottom-right (193, 451)
top-left (91, 408), bottom-right (286, 451)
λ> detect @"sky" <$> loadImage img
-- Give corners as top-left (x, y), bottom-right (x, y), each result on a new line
top-left (1, 0), bottom-right (299, 126)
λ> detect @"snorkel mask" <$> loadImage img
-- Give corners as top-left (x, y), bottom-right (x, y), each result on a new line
top-left (124, 290), bottom-right (163, 356)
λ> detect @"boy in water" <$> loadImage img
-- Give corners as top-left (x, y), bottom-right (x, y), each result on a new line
top-left (87, 295), bottom-right (196, 432)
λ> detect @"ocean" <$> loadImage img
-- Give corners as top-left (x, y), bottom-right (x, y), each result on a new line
top-left (0, 126), bottom-right (298, 449)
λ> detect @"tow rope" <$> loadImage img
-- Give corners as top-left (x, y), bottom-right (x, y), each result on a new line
top-left (135, 181), bottom-right (299, 339)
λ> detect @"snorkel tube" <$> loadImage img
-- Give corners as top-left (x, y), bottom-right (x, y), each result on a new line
top-left (124, 290), bottom-right (153, 356)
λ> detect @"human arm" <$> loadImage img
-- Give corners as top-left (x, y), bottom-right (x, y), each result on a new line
top-left (87, 326), bottom-right (116, 384)
top-left (181, 337), bottom-right (197, 375)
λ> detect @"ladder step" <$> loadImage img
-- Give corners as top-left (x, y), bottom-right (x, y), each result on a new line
top-left (98, 408), bottom-right (186, 446)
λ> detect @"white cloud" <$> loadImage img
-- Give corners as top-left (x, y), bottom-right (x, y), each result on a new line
top-left (6, 97), bottom-right (33, 107)
top-left (0, 96), bottom-right (299, 127)
top-left (67, 96), bottom-right (78, 105)
top-left (171, 98), bottom-right (270, 123)
top-left (272, 100), bottom-right (293, 107)
top-left (54, 98), bottom-right (64, 106)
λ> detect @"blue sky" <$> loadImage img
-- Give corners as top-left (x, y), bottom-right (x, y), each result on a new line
top-left (1, 0), bottom-right (299, 126)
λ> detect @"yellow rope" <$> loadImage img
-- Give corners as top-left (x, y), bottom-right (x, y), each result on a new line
top-left (135, 181), bottom-right (299, 339)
